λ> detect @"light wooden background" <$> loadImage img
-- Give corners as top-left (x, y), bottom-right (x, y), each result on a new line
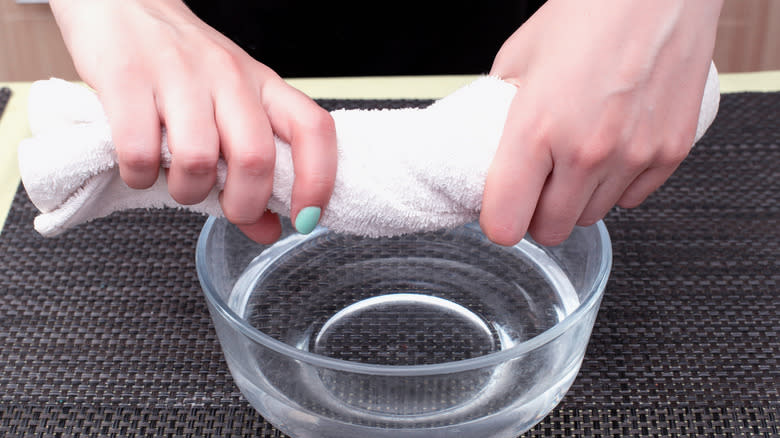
top-left (1, 0), bottom-right (779, 81)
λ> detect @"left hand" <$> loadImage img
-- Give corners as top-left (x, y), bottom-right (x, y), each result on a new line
top-left (480, 0), bottom-right (722, 246)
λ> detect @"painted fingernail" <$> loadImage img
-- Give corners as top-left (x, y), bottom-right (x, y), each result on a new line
top-left (294, 206), bottom-right (321, 234)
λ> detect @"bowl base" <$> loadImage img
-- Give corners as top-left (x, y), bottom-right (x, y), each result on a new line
top-left (309, 293), bottom-right (500, 364)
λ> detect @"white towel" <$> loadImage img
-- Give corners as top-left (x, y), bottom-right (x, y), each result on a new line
top-left (18, 63), bottom-right (720, 238)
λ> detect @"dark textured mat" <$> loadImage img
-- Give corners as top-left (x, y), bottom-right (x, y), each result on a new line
top-left (1, 95), bottom-right (778, 437)
top-left (0, 87), bottom-right (10, 121)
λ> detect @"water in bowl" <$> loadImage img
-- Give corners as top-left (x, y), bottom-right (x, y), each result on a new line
top-left (224, 224), bottom-right (584, 435)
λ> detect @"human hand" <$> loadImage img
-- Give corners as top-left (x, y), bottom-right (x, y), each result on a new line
top-left (480, 0), bottom-right (722, 246)
top-left (50, 0), bottom-right (337, 243)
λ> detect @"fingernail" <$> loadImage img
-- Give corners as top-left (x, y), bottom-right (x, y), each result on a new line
top-left (294, 206), bottom-right (321, 234)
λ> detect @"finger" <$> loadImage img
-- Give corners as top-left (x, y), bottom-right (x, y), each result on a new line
top-left (576, 178), bottom-right (630, 227)
top-left (527, 165), bottom-right (599, 246)
top-left (577, 166), bottom-right (643, 226)
top-left (237, 210), bottom-right (282, 244)
top-left (480, 99), bottom-right (552, 246)
top-left (100, 81), bottom-right (161, 189)
top-left (215, 82), bottom-right (276, 225)
top-left (262, 77), bottom-right (337, 234)
top-left (617, 165), bottom-right (678, 209)
top-left (160, 82), bottom-right (219, 205)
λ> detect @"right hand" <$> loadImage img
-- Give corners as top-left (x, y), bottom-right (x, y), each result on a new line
top-left (50, 0), bottom-right (337, 243)
top-left (480, 0), bottom-right (720, 247)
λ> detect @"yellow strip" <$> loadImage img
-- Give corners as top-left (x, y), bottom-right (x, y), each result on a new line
top-left (0, 83), bottom-right (30, 235)
top-left (718, 70), bottom-right (780, 93)
top-left (287, 71), bottom-right (780, 99)
top-left (286, 75), bottom-right (480, 100)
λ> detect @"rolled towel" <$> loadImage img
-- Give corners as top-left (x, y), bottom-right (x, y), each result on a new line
top-left (18, 63), bottom-right (720, 238)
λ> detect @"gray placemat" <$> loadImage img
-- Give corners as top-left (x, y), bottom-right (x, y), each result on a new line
top-left (1, 95), bottom-right (778, 437)
top-left (0, 87), bottom-right (11, 121)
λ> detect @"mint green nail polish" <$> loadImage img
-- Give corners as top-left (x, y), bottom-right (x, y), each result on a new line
top-left (295, 206), bottom-right (321, 234)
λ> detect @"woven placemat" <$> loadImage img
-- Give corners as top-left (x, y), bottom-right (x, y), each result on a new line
top-left (1, 95), bottom-right (777, 437)
top-left (0, 87), bottom-right (11, 121)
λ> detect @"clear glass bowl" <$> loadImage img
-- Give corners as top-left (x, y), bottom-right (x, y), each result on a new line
top-left (196, 218), bottom-right (611, 438)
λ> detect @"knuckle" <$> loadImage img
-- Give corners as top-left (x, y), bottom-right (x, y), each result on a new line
top-left (234, 151), bottom-right (274, 177)
top-left (252, 62), bottom-right (279, 84)
top-left (307, 108), bottom-right (336, 134)
top-left (479, 218), bottom-right (523, 247)
top-left (623, 147), bottom-right (653, 171)
top-left (222, 208), bottom-right (242, 224)
top-left (676, 117), bottom-right (699, 145)
top-left (658, 126), bottom-right (696, 165)
top-left (177, 151), bottom-right (218, 175)
top-left (658, 142), bottom-right (691, 167)
top-left (570, 144), bottom-right (611, 170)
top-left (486, 227), bottom-right (523, 247)
top-left (617, 194), bottom-right (644, 209)
top-left (570, 121), bottom-right (632, 169)
top-left (491, 47), bottom-right (510, 71)
top-left (222, 207), bottom-right (244, 224)
top-left (120, 170), bottom-right (158, 190)
top-left (208, 47), bottom-right (233, 66)
top-left (490, 36), bottom-right (524, 77)
top-left (222, 61), bottom-right (245, 87)
top-left (522, 127), bottom-right (553, 157)
top-left (170, 187), bottom-right (209, 206)
top-left (119, 147), bottom-right (158, 172)
top-left (158, 45), bottom-right (191, 72)
top-left (100, 57), bottom-right (145, 83)
top-left (528, 215), bottom-right (573, 247)
top-left (532, 228), bottom-right (571, 247)
top-left (208, 50), bottom-right (246, 86)
top-left (577, 213), bottom-right (603, 227)
top-left (222, 203), bottom-right (263, 225)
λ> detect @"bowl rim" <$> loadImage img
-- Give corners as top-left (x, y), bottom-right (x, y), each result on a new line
top-left (196, 217), bottom-right (612, 376)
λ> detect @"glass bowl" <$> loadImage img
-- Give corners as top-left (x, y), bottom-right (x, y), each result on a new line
top-left (196, 218), bottom-right (611, 438)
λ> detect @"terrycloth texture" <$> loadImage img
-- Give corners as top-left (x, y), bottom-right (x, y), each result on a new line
top-left (19, 63), bottom-right (720, 237)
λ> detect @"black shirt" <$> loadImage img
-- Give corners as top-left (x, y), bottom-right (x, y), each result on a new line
top-left (184, 1), bottom-right (543, 77)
